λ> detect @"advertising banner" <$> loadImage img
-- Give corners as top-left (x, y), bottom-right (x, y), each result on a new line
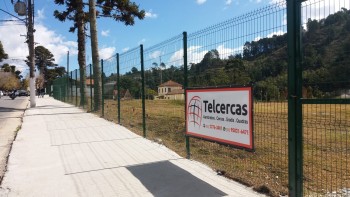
top-left (186, 86), bottom-right (253, 150)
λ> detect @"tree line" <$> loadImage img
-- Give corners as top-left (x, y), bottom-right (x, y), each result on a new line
top-left (105, 8), bottom-right (350, 100)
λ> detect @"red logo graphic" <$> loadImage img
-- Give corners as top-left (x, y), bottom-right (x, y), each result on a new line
top-left (187, 96), bottom-right (202, 128)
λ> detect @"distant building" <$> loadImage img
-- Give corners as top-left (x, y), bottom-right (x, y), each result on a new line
top-left (122, 89), bottom-right (133, 100)
top-left (86, 78), bottom-right (94, 87)
top-left (157, 80), bottom-right (184, 100)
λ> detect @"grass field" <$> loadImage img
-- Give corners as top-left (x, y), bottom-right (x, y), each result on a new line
top-left (68, 96), bottom-right (349, 197)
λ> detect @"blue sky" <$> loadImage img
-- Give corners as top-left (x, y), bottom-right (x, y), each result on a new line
top-left (0, 0), bottom-right (349, 76)
top-left (0, 0), bottom-right (279, 75)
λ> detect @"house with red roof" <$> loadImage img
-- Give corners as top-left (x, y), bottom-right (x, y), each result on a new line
top-left (157, 80), bottom-right (184, 100)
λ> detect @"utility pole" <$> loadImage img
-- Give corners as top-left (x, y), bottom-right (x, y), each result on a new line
top-left (13, 0), bottom-right (35, 107)
top-left (27, 0), bottom-right (36, 107)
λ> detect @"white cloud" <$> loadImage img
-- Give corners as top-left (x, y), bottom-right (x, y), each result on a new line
top-left (225, 0), bottom-right (232, 5)
top-left (267, 30), bottom-right (284, 37)
top-left (0, 18), bottom-right (77, 74)
top-left (149, 50), bottom-right (162, 59)
top-left (34, 24), bottom-right (78, 64)
top-left (101, 30), bottom-right (110, 37)
top-left (269, 0), bottom-right (279, 4)
top-left (122, 47), bottom-right (130, 52)
top-left (256, 0), bottom-right (262, 3)
top-left (138, 38), bottom-right (146, 45)
top-left (169, 46), bottom-right (208, 66)
top-left (99, 47), bottom-right (116, 60)
top-left (283, 14), bottom-right (287, 25)
top-left (37, 8), bottom-right (45, 20)
top-left (253, 30), bottom-right (286, 42)
top-left (145, 10), bottom-right (158, 19)
top-left (301, 0), bottom-right (350, 28)
top-left (168, 44), bottom-right (244, 66)
top-left (216, 44), bottom-right (241, 59)
top-left (196, 0), bottom-right (206, 5)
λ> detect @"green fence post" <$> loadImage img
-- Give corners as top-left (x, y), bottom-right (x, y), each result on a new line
top-left (82, 69), bottom-right (85, 109)
top-left (64, 76), bottom-right (66, 102)
top-left (67, 73), bottom-right (69, 102)
top-left (101, 59), bottom-right (105, 117)
top-left (116, 53), bottom-right (121, 124)
top-left (183, 31), bottom-right (190, 159)
top-left (75, 69), bottom-right (78, 106)
top-left (70, 71), bottom-right (73, 103)
top-left (90, 64), bottom-right (93, 111)
top-left (61, 78), bottom-right (64, 101)
top-left (59, 81), bottom-right (62, 101)
top-left (66, 52), bottom-right (69, 102)
top-left (287, 0), bottom-right (303, 196)
top-left (140, 45), bottom-right (146, 138)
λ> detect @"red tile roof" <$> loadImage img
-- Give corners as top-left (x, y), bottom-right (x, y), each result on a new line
top-left (166, 89), bottom-right (184, 95)
top-left (86, 79), bottom-right (94, 85)
top-left (158, 80), bottom-right (182, 87)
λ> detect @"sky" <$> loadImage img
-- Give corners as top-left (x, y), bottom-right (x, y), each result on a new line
top-left (0, 0), bottom-right (349, 77)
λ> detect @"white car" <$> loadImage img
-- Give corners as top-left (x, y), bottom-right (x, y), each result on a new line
top-left (0, 90), bottom-right (3, 98)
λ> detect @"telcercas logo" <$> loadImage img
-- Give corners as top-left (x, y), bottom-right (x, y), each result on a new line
top-left (187, 96), bottom-right (202, 128)
top-left (203, 99), bottom-right (248, 116)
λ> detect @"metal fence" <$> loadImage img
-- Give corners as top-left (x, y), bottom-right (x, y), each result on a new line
top-left (301, 1), bottom-right (350, 196)
top-left (52, 0), bottom-right (350, 196)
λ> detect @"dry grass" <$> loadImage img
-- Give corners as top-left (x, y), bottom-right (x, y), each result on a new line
top-left (82, 98), bottom-right (349, 197)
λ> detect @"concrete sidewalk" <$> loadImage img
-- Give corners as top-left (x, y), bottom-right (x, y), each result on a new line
top-left (0, 97), bottom-right (263, 197)
top-left (0, 97), bottom-right (29, 183)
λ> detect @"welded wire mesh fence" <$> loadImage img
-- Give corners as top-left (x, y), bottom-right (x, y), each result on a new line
top-left (86, 64), bottom-right (93, 112)
top-left (185, 1), bottom-right (289, 196)
top-left (142, 34), bottom-right (187, 153)
top-left (102, 55), bottom-right (118, 121)
top-left (51, 0), bottom-right (350, 196)
top-left (301, 0), bottom-right (350, 196)
top-left (116, 47), bottom-right (144, 136)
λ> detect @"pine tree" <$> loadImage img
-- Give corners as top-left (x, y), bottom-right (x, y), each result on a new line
top-left (54, 0), bottom-right (88, 106)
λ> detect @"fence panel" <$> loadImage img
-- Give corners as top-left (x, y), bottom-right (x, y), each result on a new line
top-left (111, 47), bottom-right (144, 136)
top-left (52, 76), bottom-right (67, 101)
top-left (50, 0), bottom-right (350, 196)
top-left (85, 64), bottom-right (93, 111)
top-left (301, 0), bottom-right (350, 196)
top-left (101, 55), bottom-right (119, 121)
top-left (142, 34), bottom-right (187, 155)
top-left (186, 1), bottom-right (288, 196)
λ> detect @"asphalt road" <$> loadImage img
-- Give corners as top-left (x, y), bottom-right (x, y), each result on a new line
top-left (0, 96), bottom-right (29, 118)
top-left (0, 95), bottom-right (29, 184)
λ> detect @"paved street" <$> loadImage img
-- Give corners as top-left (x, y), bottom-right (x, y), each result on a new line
top-left (0, 96), bottom-right (29, 183)
top-left (0, 96), bottom-right (264, 197)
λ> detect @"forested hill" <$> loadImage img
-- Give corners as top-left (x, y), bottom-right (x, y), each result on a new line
top-left (108, 8), bottom-right (350, 100)
top-left (189, 8), bottom-right (350, 100)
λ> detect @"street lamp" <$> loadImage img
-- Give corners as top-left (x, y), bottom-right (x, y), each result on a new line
top-left (14, 1), bottom-right (26, 16)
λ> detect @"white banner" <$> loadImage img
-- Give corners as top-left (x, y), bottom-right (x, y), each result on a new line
top-left (186, 87), bottom-right (253, 150)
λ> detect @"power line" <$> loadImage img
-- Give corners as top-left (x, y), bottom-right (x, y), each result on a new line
top-left (0, 0), bottom-right (27, 36)
top-left (0, 23), bottom-right (24, 26)
top-left (0, 19), bottom-right (22, 22)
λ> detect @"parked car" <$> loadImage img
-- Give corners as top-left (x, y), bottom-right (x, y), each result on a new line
top-left (18, 90), bottom-right (29, 96)
top-left (0, 90), bottom-right (3, 98)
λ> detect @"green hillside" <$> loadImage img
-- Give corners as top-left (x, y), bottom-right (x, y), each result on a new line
top-left (107, 8), bottom-right (350, 100)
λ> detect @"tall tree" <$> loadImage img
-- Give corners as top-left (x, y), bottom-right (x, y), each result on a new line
top-left (54, 0), bottom-right (87, 106)
top-left (1, 64), bottom-right (21, 79)
top-left (0, 41), bottom-right (8, 62)
top-left (1, 64), bottom-right (11, 72)
top-left (0, 72), bottom-right (20, 90)
top-left (26, 46), bottom-right (57, 87)
top-left (34, 46), bottom-right (56, 75)
top-left (89, 0), bottom-right (145, 111)
top-left (45, 66), bottom-right (66, 87)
